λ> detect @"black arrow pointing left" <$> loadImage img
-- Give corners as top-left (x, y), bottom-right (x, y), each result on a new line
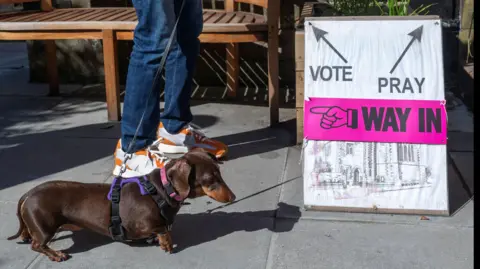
top-left (309, 22), bottom-right (348, 64)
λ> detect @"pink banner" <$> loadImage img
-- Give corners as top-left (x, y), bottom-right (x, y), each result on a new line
top-left (304, 97), bottom-right (447, 144)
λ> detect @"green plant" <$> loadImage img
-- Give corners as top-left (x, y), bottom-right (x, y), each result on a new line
top-left (327, 0), bottom-right (377, 16)
top-left (373, 0), bottom-right (436, 16)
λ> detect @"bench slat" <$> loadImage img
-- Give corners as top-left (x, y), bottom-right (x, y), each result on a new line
top-left (4, 12), bottom-right (44, 22)
top-left (32, 11), bottom-right (70, 22)
top-left (100, 9), bottom-right (133, 22)
top-left (34, 10), bottom-right (74, 22)
top-left (204, 11), bottom-right (225, 24)
top-left (83, 9), bottom-right (120, 21)
top-left (231, 13), bottom-right (247, 24)
top-left (56, 9), bottom-right (92, 21)
top-left (0, 8), bottom-right (267, 32)
top-left (9, 9), bottom-right (71, 22)
top-left (202, 11), bottom-right (216, 22)
top-left (217, 12), bottom-right (236, 24)
top-left (43, 9), bottom-right (87, 22)
top-left (70, 9), bottom-right (105, 21)
top-left (120, 12), bottom-right (138, 21)
top-left (1, 11), bottom-right (48, 22)
top-left (254, 14), bottom-right (266, 23)
top-left (0, 11), bottom-right (37, 20)
top-left (241, 13), bottom-right (255, 23)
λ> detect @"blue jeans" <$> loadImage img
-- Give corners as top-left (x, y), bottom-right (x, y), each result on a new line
top-left (121, 0), bottom-right (203, 153)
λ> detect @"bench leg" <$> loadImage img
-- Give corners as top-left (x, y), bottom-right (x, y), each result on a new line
top-left (268, 29), bottom-right (280, 126)
top-left (226, 43), bottom-right (239, 97)
top-left (45, 40), bottom-right (59, 96)
top-left (102, 30), bottom-right (121, 122)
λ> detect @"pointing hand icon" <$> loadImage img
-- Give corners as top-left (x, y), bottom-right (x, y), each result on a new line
top-left (310, 106), bottom-right (358, 130)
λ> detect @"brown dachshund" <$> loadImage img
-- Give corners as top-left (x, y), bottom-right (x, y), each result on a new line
top-left (7, 149), bottom-right (236, 262)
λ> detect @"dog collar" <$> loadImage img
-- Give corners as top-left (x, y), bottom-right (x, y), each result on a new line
top-left (160, 168), bottom-right (186, 201)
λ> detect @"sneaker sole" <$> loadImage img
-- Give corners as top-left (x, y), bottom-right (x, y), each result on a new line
top-left (157, 143), bottom-right (227, 159)
top-left (157, 143), bottom-right (190, 154)
top-left (112, 165), bottom-right (150, 178)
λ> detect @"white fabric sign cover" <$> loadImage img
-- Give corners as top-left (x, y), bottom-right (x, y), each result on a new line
top-left (303, 17), bottom-right (449, 213)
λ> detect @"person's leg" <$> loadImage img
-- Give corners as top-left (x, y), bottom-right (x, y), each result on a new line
top-left (121, 0), bottom-right (178, 152)
top-left (159, 0), bottom-right (202, 134)
top-left (156, 0), bottom-right (228, 158)
top-left (113, 0), bottom-right (177, 177)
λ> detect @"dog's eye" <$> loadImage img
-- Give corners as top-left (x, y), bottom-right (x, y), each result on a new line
top-left (208, 183), bottom-right (218, 191)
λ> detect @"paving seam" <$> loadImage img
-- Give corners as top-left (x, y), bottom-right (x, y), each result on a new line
top-left (275, 215), bottom-right (474, 229)
top-left (264, 146), bottom-right (290, 269)
top-left (23, 253), bottom-right (41, 269)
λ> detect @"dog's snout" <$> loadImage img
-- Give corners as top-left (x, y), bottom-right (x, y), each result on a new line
top-left (229, 193), bottom-right (236, 202)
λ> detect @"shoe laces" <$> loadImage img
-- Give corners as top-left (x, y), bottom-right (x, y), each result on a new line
top-left (186, 124), bottom-right (209, 142)
top-left (148, 138), bottom-right (169, 163)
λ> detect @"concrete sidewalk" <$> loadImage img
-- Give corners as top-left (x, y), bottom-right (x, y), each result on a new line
top-left (0, 42), bottom-right (473, 269)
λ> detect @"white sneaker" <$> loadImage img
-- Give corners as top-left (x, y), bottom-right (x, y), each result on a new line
top-left (112, 139), bottom-right (170, 178)
top-left (156, 122), bottom-right (228, 159)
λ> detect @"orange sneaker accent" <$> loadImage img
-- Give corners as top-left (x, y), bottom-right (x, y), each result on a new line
top-left (156, 123), bottom-right (228, 159)
top-left (160, 138), bottom-right (177, 146)
top-left (113, 139), bottom-right (169, 177)
top-left (115, 139), bottom-right (148, 156)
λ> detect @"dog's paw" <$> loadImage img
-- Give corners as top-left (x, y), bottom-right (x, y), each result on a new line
top-left (47, 251), bottom-right (70, 262)
top-left (160, 244), bottom-right (173, 254)
top-left (157, 233), bottom-right (174, 254)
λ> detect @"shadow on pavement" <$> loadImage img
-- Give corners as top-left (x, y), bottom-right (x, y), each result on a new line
top-left (0, 123), bottom-right (117, 191)
top-left (447, 156), bottom-right (474, 215)
top-left (214, 119), bottom-right (295, 161)
top-left (172, 202), bottom-right (301, 252)
top-left (51, 202), bottom-right (301, 254)
top-left (0, 117), bottom-right (294, 191)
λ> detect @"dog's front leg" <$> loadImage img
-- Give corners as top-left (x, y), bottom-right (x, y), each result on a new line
top-left (157, 231), bottom-right (173, 253)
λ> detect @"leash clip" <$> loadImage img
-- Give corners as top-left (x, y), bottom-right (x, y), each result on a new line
top-left (118, 154), bottom-right (132, 177)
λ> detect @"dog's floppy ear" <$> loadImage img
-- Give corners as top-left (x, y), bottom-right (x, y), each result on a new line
top-left (167, 158), bottom-right (192, 199)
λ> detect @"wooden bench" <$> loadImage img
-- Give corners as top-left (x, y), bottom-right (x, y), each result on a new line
top-left (0, 0), bottom-right (281, 126)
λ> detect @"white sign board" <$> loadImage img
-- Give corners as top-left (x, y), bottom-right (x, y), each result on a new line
top-left (303, 16), bottom-right (449, 215)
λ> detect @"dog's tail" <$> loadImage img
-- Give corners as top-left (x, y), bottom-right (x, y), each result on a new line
top-left (7, 192), bottom-right (29, 240)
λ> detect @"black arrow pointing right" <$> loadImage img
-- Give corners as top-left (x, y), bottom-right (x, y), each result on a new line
top-left (389, 25), bottom-right (424, 74)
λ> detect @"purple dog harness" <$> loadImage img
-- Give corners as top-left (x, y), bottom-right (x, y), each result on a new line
top-left (107, 176), bottom-right (149, 200)
top-left (107, 168), bottom-right (188, 241)
top-left (107, 169), bottom-right (186, 202)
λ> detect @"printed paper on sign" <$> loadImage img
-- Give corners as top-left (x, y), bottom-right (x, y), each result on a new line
top-left (304, 97), bottom-right (447, 144)
top-left (302, 140), bottom-right (448, 211)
